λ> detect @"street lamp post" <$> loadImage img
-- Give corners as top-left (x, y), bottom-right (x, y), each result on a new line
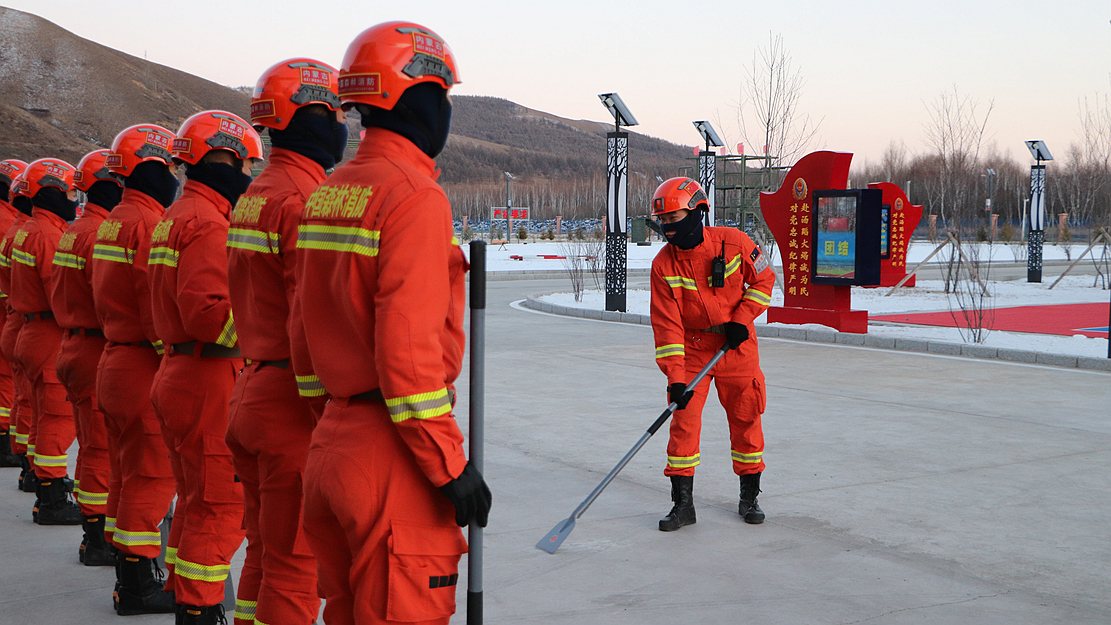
top-left (1025, 141), bottom-right (1053, 282)
top-left (692, 121), bottom-right (724, 227)
top-left (504, 171), bottom-right (516, 243)
top-left (598, 93), bottom-right (638, 312)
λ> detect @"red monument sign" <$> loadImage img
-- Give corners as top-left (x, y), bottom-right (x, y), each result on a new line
top-left (867, 181), bottom-right (923, 288)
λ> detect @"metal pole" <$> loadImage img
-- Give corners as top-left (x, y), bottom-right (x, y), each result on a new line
top-left (605, 132), bottom-right (629, 312)
top-left (467, 241), bottom-right (486, 625)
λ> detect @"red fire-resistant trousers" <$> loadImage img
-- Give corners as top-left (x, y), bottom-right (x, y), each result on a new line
top-left (151, 352), bottom-right (244, 607)
top-left (303, 397), bottom-right (467, 625)
top-left (98, 343), bottom-right (175, 554)
top-left (664, 335), bottom-right (767, 478)
top-left (226, 362), bottom-right (319, 625)
top-left (56, 332), bottom-right (109, 515)
top-left (2, 310), bottom-right (31, 455)
top-left (15, 319), bottom-right (74, 479)
top-left (0, 348), bottom-right (12, 443)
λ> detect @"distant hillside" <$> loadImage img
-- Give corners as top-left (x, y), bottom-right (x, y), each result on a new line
top-left (0, 7), bottom-right (693, 218)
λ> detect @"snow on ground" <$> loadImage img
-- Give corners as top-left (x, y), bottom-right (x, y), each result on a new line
top-left (536, 276), bottom-right (1111, 359)
top-left (467, 240), bottom-right (1107, 272)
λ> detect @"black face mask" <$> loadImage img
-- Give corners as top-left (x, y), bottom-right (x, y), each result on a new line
top-left (12, 196), bottom-right (33, 215)
top-left (360, 82), bottom-right (452, 158)
top-left (661, 210), bottom-right (705, 250)
top-left (270, 110), bottom-right (349, 171)
top-left (125, 161), bottom-right (180, 208)
top-left (86, 180), bottom-right (123, 212)
top-left (186, 160), bottom-right (253, 208)
top-left (0, 181), bottom-right (9, 203)
top-left (32, 187), bottom-right (78, 222)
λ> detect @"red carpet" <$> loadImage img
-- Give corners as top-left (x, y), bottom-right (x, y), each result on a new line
top-left (872, 302), bottom-right (1110, 338)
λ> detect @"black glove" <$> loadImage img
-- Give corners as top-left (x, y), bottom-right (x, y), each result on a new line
top-left (668, 382), bottom-right (694, 410)
top-left (724, 322), bottom-right (749, 350)
top-left (439, 461), bottom-right (492, 528)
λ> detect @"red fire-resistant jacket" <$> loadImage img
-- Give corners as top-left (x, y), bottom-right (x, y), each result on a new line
top-left (0, 203), bottom-right (26, 302)
top-left (650, 227), bottom-right (775, 383)
top-left (9, 209), bottom-right (68, 315)
top-left (49, 203), bottom-right (109, 329)
top-left (291, 128), bottom-right (467, 487)
top-left (227, 148), bottom-right (324, 361)
top-left (148, 180), bottom-right (236, 349)
top-left (90, 189), bottom-right (167, 347)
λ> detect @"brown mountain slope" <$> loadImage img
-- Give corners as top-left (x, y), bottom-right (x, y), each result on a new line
top-left (0, 5), bottom-right (249, 162)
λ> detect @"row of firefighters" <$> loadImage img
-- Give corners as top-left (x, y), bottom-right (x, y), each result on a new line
top-left (0, 18), bottom-right (775, 625)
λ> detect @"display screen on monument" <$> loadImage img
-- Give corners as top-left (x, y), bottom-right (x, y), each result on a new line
top-left (810, 189), bottom-right (882, 286)
top-left (880, 205), bottom-right (891, 259)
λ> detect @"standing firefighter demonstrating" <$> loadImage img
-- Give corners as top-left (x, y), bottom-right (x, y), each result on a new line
top-left (224, 58), bottom-right (343, 625)
top-left (10, 158), bottom-right (82, 527)
top-left (649, 177), bottom-right (775, 531)
top-left (150, 110), bottom-right (260, 624)
top-left (0, 158), bottom-right (29, 470)
top-left (2, 166), bottom-right (36, 491)
top-left (292, 21), bottom-right (491, 625)
top-left (50, 149), bottom-right (122, 565)
top-left (92, 124), bottom-right (180, 615)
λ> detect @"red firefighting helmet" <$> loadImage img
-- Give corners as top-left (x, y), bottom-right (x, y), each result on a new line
top-left (0, 159), bottom-right (28, 187)
top-left (74, 150), bottom-right (121, 193)
top-left (652, 177), bottom-right (708, 216)
top-left (107, 124), bottom-right (176, 176)
top-left (251, 58), bottom-right (341, 131)
top-left (9, 172), bottom-right (31, 200)
top-left (338, 21), bottom-right (459, 112)
top-left (19, 158), bottom-right (77, 198)
top-left (172, 110), bottom-right (263, 165)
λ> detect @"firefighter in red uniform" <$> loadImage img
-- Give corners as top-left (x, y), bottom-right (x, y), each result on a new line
top-left (293, 22), bottom-right (491, 625)
top-left (224, 59), bottom-right (344, 625)
top-left (49, 149), bottom-right (121, 565)
top-left (91, 125), bottom-right (180, 614)
top-left (0, 159), bottom-right (28, 469)
top-left (4, 171), bottom-right (38, 493)
top-left (10, 157), bottom-right (82, 526)
top-left (150, 110), bottom-right (261, 624)
top-left (649, 177), bottom-right (775, 531)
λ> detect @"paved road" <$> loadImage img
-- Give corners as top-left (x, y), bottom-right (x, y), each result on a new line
top-left (1, 276), bottom-right (1108, 624)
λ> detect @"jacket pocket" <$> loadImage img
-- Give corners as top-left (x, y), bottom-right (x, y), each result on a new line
top-left (386, 521), bottom-right (468, 622)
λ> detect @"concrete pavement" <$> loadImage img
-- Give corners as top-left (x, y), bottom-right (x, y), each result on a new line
top-left (0, 276), bottom-right (1108, 624)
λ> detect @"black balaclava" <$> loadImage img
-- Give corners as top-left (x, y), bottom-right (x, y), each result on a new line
top-left (360, 82), bottom-right (452, 158)
top-left (270, 108), bottom-right (349, 171)
top-left (32, 186), bottom-right (78, 222)
top-left (0, 181), bottom-right (9, 203)
top-left (186, 160), bottom-right (253, 208)
top-left (661, 209), bottom-right (705, 250)
top-left (12, 195), bottom-right (33, 215)
top-left (125, 160), bottom-right (180, 208)
top-left (86, 180), bottom-right (123, 212)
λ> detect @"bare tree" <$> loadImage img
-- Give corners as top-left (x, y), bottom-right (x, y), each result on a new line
top-left (922, 85), bottom-right (994, 231)
top-left (559, 241), bottom-right (587, 302)
top-left (735, 32), bottom-right (822, 170)
top-left (947, 241), bottom-right (995, 344)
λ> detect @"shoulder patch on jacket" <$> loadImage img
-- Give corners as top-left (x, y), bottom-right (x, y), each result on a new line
top-left (751, 245), bottom-right (770, 273)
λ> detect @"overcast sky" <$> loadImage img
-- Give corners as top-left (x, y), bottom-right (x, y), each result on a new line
top-left (5, 1), bottom-right (1108, 165)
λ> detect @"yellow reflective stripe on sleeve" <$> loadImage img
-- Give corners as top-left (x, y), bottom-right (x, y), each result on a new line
top-left (173, 556), bottom-right (231, 583)
top-left (667, 454), bottom-right (701, 469)
top-left (707, 253), bottom-right (743, 285)
top-left (11, 249), bottom-right (35, 266)
top-left (295, 374), bottom-right (327, 398)
top-left (215, 312), bottom-right (237, 348)
top-left (663, 275), bottom-right (698, 291)
top-left (0, 255), bottom-right (9, 268)
top-left (227, 228), bottom-right (281, 253)
top-left (147, 246), bottom-right (179, 267)
top-left (731, 450), bottom-right (763, 464)
top-left (52, 251), bottom-right (86, 270)
top-left (743, 288), bottom-right (772, 306)
top-left (92, 244), bottom-right (135, 264)
top-left (33, 453), bottom-right (68, 467)
top-left (234, 599), bottom-right (258, 621)
top-left (655, 344), bottom-right (685, 359)
top-left (165, 546), bottom-right (178, 567)
top-left (296, 224), bottom-right (380, 257)
top-left (0, 406), bottom-right (10, 417)
top-left (385, 388), bottom-right (452, 423)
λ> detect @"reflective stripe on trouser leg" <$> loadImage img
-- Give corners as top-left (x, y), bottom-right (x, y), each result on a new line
top-left (664, 374), bottom-right (713, 477)
top-left (717, 375), bottom-right (766, 475)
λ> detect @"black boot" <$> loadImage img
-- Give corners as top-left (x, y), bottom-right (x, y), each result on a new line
top-left (117, 555), bottom-right (176, 615)
top-left (0, 434), bottom-right (20, 466)
top-left (738, 472), bottom-right (765, 524)
top-left (21, 461), bottom-right (39, 493)
top-left (178, 603), bottom-right (228, 624)
top-left (81, 515), bottom-right (115, 566)
top-left (658, 475), bottom-right (696, 531)
top-left (35, 477), bottom-right (82, 525)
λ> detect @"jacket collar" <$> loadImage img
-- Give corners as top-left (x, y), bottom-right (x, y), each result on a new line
top-left (358, 127), bottom-right (440, 180)
top-left (31, 207), bottom-right (68, 230)
top-left (81, 203), bottom-right (111, 220)
top-left (120, 187), bottom-right (168, 217)
top-left (268, 147), bottom-right (327, 184)
top-left (179, 179), bottom-right (233, 219)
